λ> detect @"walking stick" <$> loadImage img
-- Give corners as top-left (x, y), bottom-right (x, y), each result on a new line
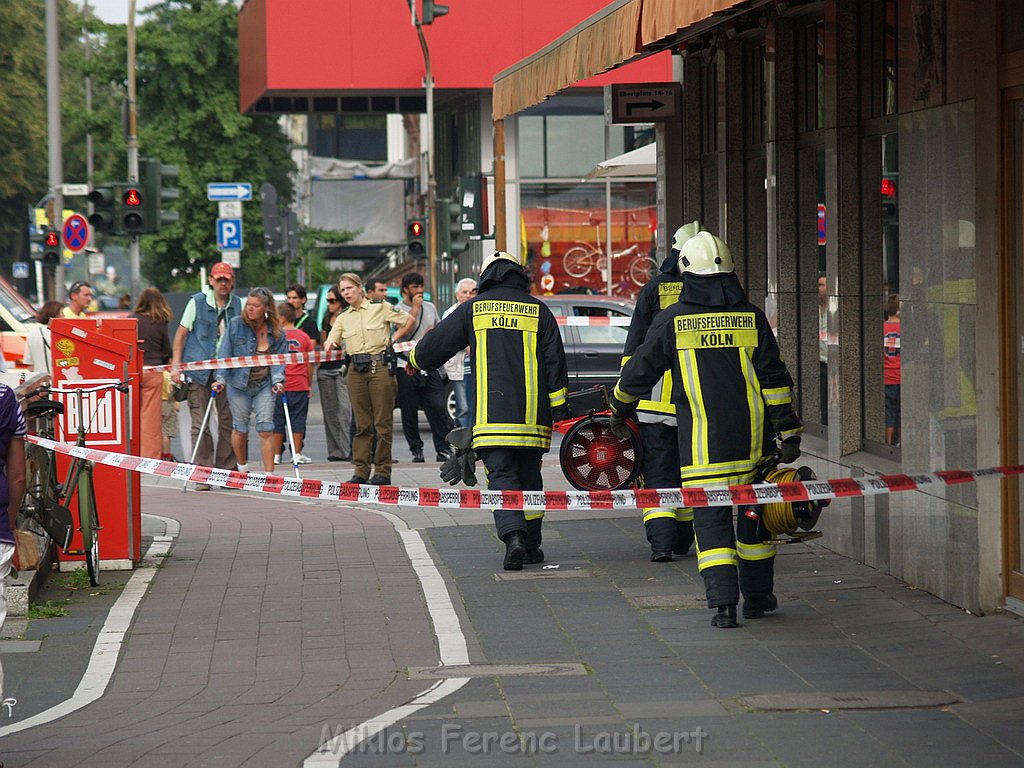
top-left (280, 392), bottom-right (301, 479)
top-left (182, 386), bottom-right (217, 493)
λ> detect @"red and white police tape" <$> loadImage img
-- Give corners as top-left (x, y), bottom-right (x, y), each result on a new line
top-left (144, 317), bottom-right (629, 373)
top-left (143, 342), bottom-right (417, 374)
top-left (26, 435), bottom-right (1024, 511)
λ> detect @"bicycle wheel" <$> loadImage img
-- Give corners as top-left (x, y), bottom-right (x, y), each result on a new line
top-left (76, 466), bottom-right (100, 586)
top-left (22, 446), bottom-right (74, 550)
top-left (563, 246), bottom-right (594, 279)
top-left (628, 255), bottom-right (657, 286)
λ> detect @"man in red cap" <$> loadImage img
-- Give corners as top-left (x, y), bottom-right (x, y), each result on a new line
top-left (171, 261), bottom-right (243, 488)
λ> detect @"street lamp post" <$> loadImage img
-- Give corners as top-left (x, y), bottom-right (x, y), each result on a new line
top-left (46, 0), bottom-right (64, 300)
top-left (410, 2), bottom-right (438, 294)
top-left (126, 0), bottom-right (141, 300)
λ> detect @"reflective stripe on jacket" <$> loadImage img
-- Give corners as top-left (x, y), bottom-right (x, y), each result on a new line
top-left (622, 275), bottom-right (685, 424)
top-left (409, 287), bottom-right (568, 450)
top-left (612, 301), bottom-right (801, 486)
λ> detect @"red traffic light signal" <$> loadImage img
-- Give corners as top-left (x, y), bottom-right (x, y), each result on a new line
top-left (123, 187), bottom-right (142, 206)
top-left (44, 231), bottom-right (60, 247)
top-left (407, 218), bottom-right (427, 256)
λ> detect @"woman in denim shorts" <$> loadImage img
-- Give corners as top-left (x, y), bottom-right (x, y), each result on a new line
top-left (213, 288), bottom-right (288, 473)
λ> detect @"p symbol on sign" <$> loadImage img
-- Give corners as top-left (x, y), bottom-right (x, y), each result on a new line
top-left (216, 218), bottom-right (243, 251)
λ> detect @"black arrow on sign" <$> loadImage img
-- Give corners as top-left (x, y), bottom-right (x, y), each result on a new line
top-left (626, 99), bottom-right (666, 115)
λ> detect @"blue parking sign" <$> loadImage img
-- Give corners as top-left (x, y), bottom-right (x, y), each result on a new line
top-left (216, 218), bottom-right (243, 251)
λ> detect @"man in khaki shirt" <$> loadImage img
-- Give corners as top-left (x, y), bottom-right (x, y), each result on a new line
top-left (325, 273), bottom-right (413, 485)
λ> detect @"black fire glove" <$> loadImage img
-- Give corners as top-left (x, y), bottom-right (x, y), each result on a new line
top-left (551, 404), bottom-right (571, 423)
top-left (779, 437), bottom-right (801, 464)
top-left (608, 410), bottom-right (634, 441)
top-left (440, 449), bottom-right (477, 486)
top-left (440, 427), bottom-right (478, 486)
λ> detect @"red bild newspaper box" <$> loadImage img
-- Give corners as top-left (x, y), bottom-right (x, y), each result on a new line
top-left (48, 318), bottom-right (142, 569)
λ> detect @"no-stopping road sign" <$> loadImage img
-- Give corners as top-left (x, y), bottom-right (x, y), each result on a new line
top-left (62, 214), bottom-right (90, 253)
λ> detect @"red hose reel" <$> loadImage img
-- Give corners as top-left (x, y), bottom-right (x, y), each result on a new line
top-left (557, 413), bottom-right (643, 492)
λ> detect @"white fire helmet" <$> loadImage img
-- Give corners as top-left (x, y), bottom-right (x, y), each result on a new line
top-left (677, 231), bottom-right (734, 276)
top-left (671, 220), bottom-right (702, 254)
top-left (480, 251), bottom-right (523, 272)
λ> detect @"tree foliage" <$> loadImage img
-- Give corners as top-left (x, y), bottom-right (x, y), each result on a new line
top-left (89, 0), bottom-right (298, 289)
top-left (0, 0), bottom-right (306, 290)
top-left (0, 0), bottom-right (88, 265)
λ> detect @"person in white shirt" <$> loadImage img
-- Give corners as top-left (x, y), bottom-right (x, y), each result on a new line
top-left (22, 301), bottom-right (65, 374)
top-left (442, 278), bottom-right (477, 429)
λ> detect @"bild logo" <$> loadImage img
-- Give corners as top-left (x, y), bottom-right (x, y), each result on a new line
top-left (60, 380), bottom-right (123, 446)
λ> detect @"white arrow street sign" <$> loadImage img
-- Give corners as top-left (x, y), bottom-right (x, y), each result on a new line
top-left (207, 183), bottom-right (253, 201)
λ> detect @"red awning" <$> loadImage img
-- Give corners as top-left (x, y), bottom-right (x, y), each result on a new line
top-left (493, 0), bottom-right (758, 119)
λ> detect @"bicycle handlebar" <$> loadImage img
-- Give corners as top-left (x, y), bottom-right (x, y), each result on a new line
top-left (24, 379), bottom-right (132, 398)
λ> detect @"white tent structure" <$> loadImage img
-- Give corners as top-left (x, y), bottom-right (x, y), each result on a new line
top-left (583, 142), bottom-right (656, 180)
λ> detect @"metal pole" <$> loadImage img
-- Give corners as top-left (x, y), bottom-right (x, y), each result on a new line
top-left (46, 0), bottom-right (64, 299)
top-left (605, 175), bottom-right (613, 296)
top-left (493, 119), bottom-right (506, 251)
top-left (84, 0), bottom-right (94, 238)
top-left (411, 10), bottom-right (437, 295)
top-left (127, 0), bottom-right (141, 299)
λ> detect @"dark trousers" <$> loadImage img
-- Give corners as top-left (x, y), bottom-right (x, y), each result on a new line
top-left (638, 421), bottom-right (694, 554)
top-left (693, 505), bottom-right (775, 608)
top-left (478, 447), bottom-right (544, 549)
top-left (397, 367), bottom-right (452, 455)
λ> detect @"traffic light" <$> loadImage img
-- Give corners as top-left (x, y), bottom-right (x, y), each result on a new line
top-left (141, 156), bottom-right (180, 233)
top-left (120, 186), bottom-right (145, 234)
top-left (407, 218), bottom-right (427, 257)
top-left (42, 229), bottom-right (61, 265)
top-left (447, 200), bottom-right (469, 254)
top-left (422, 0), bottom-right (449, 24)
top-left (88, 185), bottom-right (121, 234)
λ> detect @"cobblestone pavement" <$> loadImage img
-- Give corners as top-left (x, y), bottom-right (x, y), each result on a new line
top-left (2, 448), bottom-right (1024, 766)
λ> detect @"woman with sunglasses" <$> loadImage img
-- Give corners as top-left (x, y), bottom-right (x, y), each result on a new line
top-left (212, 288), bottom-right (288, 474)
top-left (317, 287), bottom-right (352, 462)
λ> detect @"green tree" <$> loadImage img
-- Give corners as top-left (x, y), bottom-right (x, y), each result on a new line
top-left (88, 0), bottom-right (296, 289)
top-left (0, 0), bottom-right (90, 268)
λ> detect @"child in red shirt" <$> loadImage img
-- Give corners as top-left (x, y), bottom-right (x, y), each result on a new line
top-left (273, 302), bottom-right (316, 465)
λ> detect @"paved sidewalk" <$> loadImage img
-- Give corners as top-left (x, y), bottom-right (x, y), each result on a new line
top-left (1, 457), bottom-right (1023, 767)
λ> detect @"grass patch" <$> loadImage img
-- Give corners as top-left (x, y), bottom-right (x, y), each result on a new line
top-left (27, 600), bottom-right (69, 619)
top-left (57, 569), bottom-right (91, 590)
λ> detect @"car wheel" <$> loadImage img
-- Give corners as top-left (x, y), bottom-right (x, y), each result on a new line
top-left (445, 381), bottom-right (456, 422)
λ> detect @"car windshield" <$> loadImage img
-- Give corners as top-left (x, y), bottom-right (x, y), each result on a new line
top-left (0, 278), bottom-right (37, 323)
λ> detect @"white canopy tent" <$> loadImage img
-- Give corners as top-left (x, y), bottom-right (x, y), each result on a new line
top-left (583, 142), bottom-right (656, 180)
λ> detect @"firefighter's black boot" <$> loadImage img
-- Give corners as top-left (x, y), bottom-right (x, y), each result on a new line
top-left (502, 531), bottom-right (526, 571)
top-left (646, 517), bottom-right (676, 562)
top-left (523, 518), bottom-right (544, 564)
top-left (742, 594), bottom-right (778, 619)
top-left (711, 605), bottom-right (738, 628)
top-left (523, 548), bottom-right (545, 565)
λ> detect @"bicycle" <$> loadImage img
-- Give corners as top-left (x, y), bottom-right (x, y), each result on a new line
top-left (562, 220), bottom-right (657, 287)
top-left (20, 380), bottom-right (130, 586)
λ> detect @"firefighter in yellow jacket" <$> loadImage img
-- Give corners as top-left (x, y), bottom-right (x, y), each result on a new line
top-left (609, 232), bottom-right (802, 627)
top-left (621, 221), bottom-right (700, 562)
top-left (408, 251), bottom-right (569, 570)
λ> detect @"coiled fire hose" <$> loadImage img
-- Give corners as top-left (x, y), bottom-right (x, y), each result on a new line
top-left (758, 464), bottom-right (830, 536)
